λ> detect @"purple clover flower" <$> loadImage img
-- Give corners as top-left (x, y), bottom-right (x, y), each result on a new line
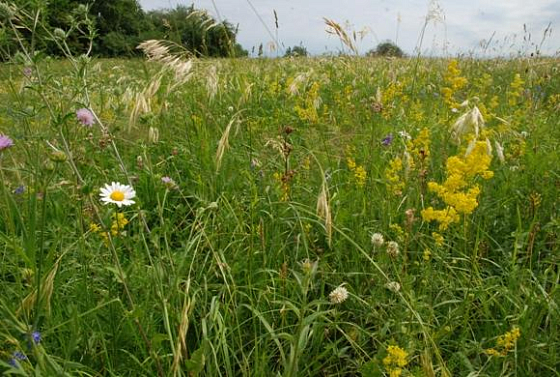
top-left (76, 108), bottom-right (95, 126)
top-left (14, 185), bottom-right (25, 195)
top-left (0, 134), bottom-right (14, 151)
top-left (381, 134), bottom-right (393, 146)
top-left (161, 176), bottom-right (178, 189)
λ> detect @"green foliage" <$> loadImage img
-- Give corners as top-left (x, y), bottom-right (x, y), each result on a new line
top-left (367, 41), bottom-right (404, 57)
top-left (285, 45), bottom-right (309, 57)
top-left (0, 15), bottom-right (558, 376)
top-left (0, 0), bottom-right (245, 59)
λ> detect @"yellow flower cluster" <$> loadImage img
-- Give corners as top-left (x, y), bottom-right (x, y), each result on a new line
top-left (432, 232), bottom-right (444, 247)
top-left (421, 142), bottom-right (493, 230)
top-left (508, 74), bottom-right (525, 106)
top-left (273, 171), bottom-right (291, 201)
top-left (346, 155), bottom-right (367, 188)
top-left (90, 213), bottom-right (129, 242)
top-left (407, 99), bottom-right (425, 123)
top-left (406, 127), bottom-right (431, 171)
top-left (383, 345), bottom-right (409, 377)
top-left (385, 157), bottom-right (405, 196)
top-left (382, 80), bottom-right (406, 119)
top-left (486, 327), bottom-right (521, 357)
top-left (294, 82), bottom-right (321, 123)
top-left (441, 60), bottom-right (468, 108)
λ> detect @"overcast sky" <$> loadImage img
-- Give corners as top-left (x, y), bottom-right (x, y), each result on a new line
top-left (138, 0), bottom-right (560, 56)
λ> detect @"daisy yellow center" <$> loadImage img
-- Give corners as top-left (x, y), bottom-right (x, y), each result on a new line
top-left (110, 191), bottom-right (125, 201)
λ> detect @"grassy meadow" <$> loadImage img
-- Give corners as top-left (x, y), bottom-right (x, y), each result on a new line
top-left (0, 48), bottom-right (559, 376)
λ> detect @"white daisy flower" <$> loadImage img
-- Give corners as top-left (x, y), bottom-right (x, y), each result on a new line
top-left (100, 182), bottom-right (136, 207)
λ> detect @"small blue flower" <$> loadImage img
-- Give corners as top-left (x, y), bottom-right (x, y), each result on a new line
top-left (32, 331), bottom-right (41, 345)
top-left (381, 134), bottom-right (393, 146)
top-left (9, 351), bottom-right (27, 368)
top-left (14, 185), bottom-right (25, 195)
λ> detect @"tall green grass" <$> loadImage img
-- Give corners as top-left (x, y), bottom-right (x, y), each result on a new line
top-left (0, 7), bottom-right (559, 376)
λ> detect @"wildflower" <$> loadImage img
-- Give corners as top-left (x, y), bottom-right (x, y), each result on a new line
top-left (9, 351), bottom-right (27, 367)
top-left (300, 259), bottom-right (318, 275)
top-left (345, 148), bottom-right (367, 187)
top-left (385, 157), bottom-right (404, 196)
top-left (406, 128), bottom-right (431, 169)
top-left (383, 345), bottom-right (409, 377)
top-left (508, 74), bottom-right (525, 106)
top-left (329, 284), bottom-right (349, 304)
top-left (486, 327), bottom-right (521, 357)
top-left (441, 59), bottom-right (468, 109)
top-left (386, 241), bottom-right (400, 258)
top-left (99, 182), bottom-right (136, 207)
top-left (23, 67), bottom-right (32, 77)
top-left (381, 133), bottom-right (393, 146)
top-left (421, 142), bottom-right (493, 230)
top-left (49, 150), bottom-right (67, 163)
top-left (110, 213), bottom-right (129, 235)
top-left (385, 281), bottom-right (401, 292)
top-left (432, 232), bottom-right (444, 246)
top-left (76, 108), bottom-right (95, 126)
top-left (13, 185), bottom-right (25, 195)
top-left (371, 233), bottom-right (385, 247)
top-left (31, 331), bottom-right (41, 345)
top-left (161, 176), bottom-right (178, 190)
top-left (423, 249), bottom-right (432, 261)
top-left (0, 134), bottom-right (14, 151)
top-left (398, 130), bottom-right (411, 140)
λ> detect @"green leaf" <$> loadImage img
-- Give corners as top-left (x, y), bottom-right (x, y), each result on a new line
top-left (360, 360), bottom-right (383, 377)
top-left (185, 346), bottom-right (205, 373)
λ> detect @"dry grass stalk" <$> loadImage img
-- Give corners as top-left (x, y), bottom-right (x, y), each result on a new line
top-left (171, 280), bottom-right (195, 376)
top-left (18, 261), bottom-right (60, 317)
top-left (216, 113), bottom-right (242, 171)
top-left (316, 181), bottom-right (332, 246)
top-left (324, 18), bottom-right (359, 55)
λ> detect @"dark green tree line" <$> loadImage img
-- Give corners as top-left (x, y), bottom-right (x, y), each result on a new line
top-left (0, 0), bottom-right (247, 59)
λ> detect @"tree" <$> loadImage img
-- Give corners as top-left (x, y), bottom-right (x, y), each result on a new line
top-left (0, 1), bottom-right (246, 59)
top-left (145, 6), bottom-right (245, 58)
top-left (284, 45), bottom-right (308, 57)
top-left (367, 41), bottom-right (404, 58)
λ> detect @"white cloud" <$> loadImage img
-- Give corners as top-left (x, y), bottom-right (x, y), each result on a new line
top-left (138, 0), bottom-right (560, 56)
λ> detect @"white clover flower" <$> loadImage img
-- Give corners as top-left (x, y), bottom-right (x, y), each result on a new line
top-left (100, 182), bottom-right (136, 207)
top-left (329, 285), bottom-right (349, 304)
top-left (398, 130), bottom-right (411, 140)
top-left (386, 241), bottom-right (400, 258)
top-left (385, 281), bottom-right (401, 293)
top-left (371, 233), bottom-right (385, 247)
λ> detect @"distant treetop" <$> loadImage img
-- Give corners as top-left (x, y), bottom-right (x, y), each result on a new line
top-left (367, 41), bottom-right (404, 58)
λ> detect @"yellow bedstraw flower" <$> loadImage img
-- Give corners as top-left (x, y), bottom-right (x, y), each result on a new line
top-left (486, 327), bottom-right (521, 356)
top-left (346, 150), bottom-right (367, 188)
top-left (441, 60), bottom-right (468, 109)
top-left (508, 74), bottom-right (525, 106)
top-left (422, 142), bottom-right (493, 230)
top-left (385, 157), bottom-right (405, 196)
top-left (383, 345), bottom-right (409, 377)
